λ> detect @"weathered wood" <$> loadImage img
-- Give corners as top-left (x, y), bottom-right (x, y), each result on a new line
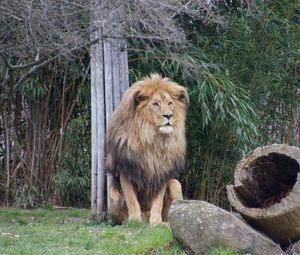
top-left (115, 43), bottom-right (129, 108)
top-left (104, 39), bottom-right (114, 210)
top-left (104, 39), bottom-right (129, 210)
top-left (227, 144), bottom-right (300, 245)
top-left (91, 32), bottom-right (105, 218)
top-left (91, 0), bottom-right (129, 217)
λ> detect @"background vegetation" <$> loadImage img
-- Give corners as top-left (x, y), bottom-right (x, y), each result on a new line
top-left (129, 0), bottom-right (300, 207)
top-left (0, 0), bottom-right (299, 209)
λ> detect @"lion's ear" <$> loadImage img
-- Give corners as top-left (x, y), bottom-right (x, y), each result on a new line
top-left (176, 88), bottom-right (190, 107)
top-left (134, 90), bottom-right (148, 106)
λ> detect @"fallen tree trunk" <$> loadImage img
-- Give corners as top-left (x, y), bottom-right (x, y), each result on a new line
top-left (227, 144), bottom-right (300, 246)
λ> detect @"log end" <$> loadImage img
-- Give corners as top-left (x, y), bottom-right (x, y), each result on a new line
top-left (227, 144), bottom-right (300, 245)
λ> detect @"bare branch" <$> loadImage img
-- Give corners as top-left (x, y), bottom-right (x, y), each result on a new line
top-left (14, 37), bottom-right (99, 88)
top-left (0, 0), bottom-right (255, 89)
top-left (0, 6), bottom-right (23, 21)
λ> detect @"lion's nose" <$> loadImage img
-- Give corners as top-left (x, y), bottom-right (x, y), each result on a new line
top-left (163, 114), bottom-right (173, 120)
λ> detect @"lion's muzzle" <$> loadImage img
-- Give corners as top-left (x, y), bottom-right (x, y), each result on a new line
top-left (159, 125), bottom-right (173, 134)
top-left (159, 113), bottom-right (174, 134)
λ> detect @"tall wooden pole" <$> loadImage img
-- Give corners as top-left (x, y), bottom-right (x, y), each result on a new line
top-left (91, 28), bottom-right (105, 218)
top-left (104, 39), bottom-right (129, 210)
top-left (91, 1), bottom-right (129, 219)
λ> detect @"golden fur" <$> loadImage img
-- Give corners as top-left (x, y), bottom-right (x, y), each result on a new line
top-left (106, 74), bottom-right (189, 224)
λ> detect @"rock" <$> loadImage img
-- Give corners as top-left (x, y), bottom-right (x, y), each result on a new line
top-left (286, 239), bottom-right (300, 255)
top-left (169, 200), bottom-right (285, 255)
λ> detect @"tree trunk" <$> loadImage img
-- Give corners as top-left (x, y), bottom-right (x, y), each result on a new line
top-left (1, 107), bottom-right (11, 206)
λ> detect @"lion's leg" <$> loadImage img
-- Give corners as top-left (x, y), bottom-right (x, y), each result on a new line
top-left (149, 184), bottom-right (167, 224)
top-left (120, 173), bottom-right (142, 221)
top-left (162, 179), bottom-right (183, 222)
top-left (109, 186), bottom-right (128, 224)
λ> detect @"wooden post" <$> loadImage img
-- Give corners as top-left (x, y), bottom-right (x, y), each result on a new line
top-left (91, 29), bottom-right (105, 218)
top-left (104, 39), bottom-right (129, 210)
top-left (90, 1), bottom-right (129, 219)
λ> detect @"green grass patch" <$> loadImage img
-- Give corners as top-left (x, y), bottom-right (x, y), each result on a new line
top-left (0, 208), bottom-right (239, 255)
top-left (208, 242), bottom-right (239, 255)
top-left (0, 208), bottom-right (185, 255)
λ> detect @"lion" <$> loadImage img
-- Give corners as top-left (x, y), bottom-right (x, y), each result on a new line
top-left (106, 74), bottom-right (189, 224)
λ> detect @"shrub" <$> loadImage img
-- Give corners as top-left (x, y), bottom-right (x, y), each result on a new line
top-left (53, 116), bottom-right (91, 207)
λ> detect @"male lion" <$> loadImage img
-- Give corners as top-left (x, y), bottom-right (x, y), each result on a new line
top-left (106, 74), bottom-right (189, 224)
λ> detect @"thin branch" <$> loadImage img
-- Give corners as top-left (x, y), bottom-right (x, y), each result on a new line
top-left (3, 55), bottom-right (49, 71)
top-left (0, 52), bottom-right (11, 68)
top-left (0, 7), bottom-right (23, 21)
top-left (14, 37), bottom-right (99, 88)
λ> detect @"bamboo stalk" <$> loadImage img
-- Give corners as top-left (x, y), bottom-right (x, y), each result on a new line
top-left (2, 109), bottom-right (10, 206)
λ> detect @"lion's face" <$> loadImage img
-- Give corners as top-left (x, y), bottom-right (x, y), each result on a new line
top-left (132, 76), bottom-right (189, 135)
top-left (144, 90), bottom-right (175, 134)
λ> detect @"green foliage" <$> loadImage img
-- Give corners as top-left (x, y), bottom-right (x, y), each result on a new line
top-left (53, 116), bottom-right (91, 207)
top-left (41, 201), bottom-right (54, 210)
top-left (128, 0), bottom-right (300, 206)
top-left (22, 79), bottom-right (48, 102)
top-left (14, 182), bottom-right (39, 209)
top-left (206, 240), bottom-right (239, 255)
top-left (129, 47), bottom-right (258, 205)
top-left (3, 0), bottom-right (298, 209)
top-left (209, 0), bottom-right (300, 144)
top-left (22, 79), bottom-right (47, 102)
top-left (50, 56), bottom-right (92, 206)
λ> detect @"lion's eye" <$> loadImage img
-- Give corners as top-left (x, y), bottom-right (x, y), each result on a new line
top-left (168, 102), bottom-right (173, 106)
top-left (153, 102), bottom-right (159, 107)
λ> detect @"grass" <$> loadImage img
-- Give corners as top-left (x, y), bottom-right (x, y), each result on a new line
top-left (0, 207), bottom-right (185, 255)
top-left (0, 207), bottom-right (239, 255)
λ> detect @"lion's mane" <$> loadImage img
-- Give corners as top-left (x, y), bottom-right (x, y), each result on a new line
top-left (106, 74), bottom-right (189, 201)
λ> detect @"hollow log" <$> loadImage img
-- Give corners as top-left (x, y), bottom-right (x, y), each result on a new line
top-left (227, 144), bottom-right (300, 246)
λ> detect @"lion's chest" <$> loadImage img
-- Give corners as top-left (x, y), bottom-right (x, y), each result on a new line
top-left (109, 136), bottom-right (185, 200)
top-left (124, 145), bottom-right (183, 197)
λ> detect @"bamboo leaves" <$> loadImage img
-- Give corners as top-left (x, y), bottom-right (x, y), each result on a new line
top-left (22, 80), bottom-right (47, 102)
top-left (193, 69), bottom-right (258, 153)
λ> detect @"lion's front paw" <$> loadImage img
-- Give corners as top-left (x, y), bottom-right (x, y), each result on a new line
top-left (149, 214), bottom-right (162, 225)
top-left (128, 211), bottom-right (142, 221)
